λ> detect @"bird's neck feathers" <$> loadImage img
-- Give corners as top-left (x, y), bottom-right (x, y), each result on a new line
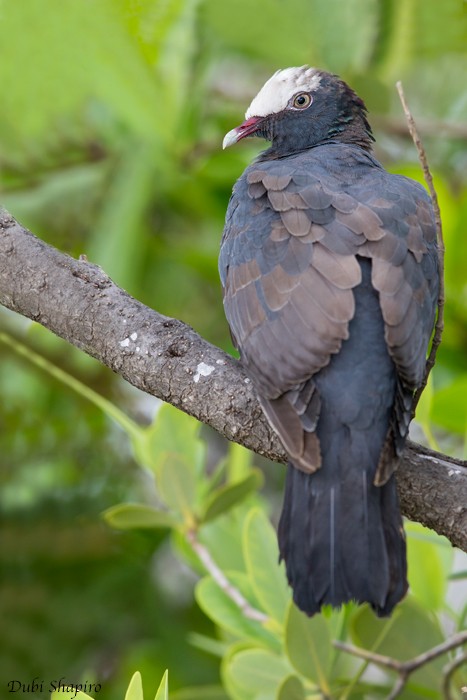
top-left (259, 79), bottom-right (375, 161)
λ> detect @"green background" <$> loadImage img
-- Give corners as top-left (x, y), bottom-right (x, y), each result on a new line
top-left (0, 0), bottom-right (466, 697)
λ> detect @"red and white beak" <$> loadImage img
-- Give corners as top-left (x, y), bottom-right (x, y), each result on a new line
top-left (222, 116), bottom-right (263, 149)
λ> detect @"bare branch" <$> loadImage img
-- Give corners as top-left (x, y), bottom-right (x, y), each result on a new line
top-left (186, 529), bottom-right (268, 622)
top-left (335, 631), bottom-right (467, 699)
top-left (395, 81), bottom-right (445, 415)
top-left (333, 641), bottom-right (401, 671)
top-left (0, 210), bottom-right (466, 551)
top-left (443, 651), bottom-right (467, 699)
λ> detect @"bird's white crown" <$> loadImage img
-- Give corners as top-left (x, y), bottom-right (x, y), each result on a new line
top-left (245, 66), bottom-right (322, 119)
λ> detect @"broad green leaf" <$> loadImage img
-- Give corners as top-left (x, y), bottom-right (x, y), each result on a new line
top-left (201, 457), bottom-right (227, 499)
top-left (171, 506), bottom-right (249, 576)
top-left (201, 470), bottom-right (263, 523)
top-left (156, 454), bottom-right (197, 523)
top-left (125, 672), bottom-right (144, 700)
top-left (195, 575), bottom-right (279, 649)
top-left (225, 648), bottom-right (290, 696)
top-left (406, 522), bottom-right (453, 611)
top-left (154, 670), bottom-right (169, 700)
top-left (134, 403), bottom-right (203, 474)
top-left (197, 504), bottom-right (252, 573)
top-left (243, 509), bottom-right (290, 626)
top-left (275, 675), bottom-right (305, 700)
top-left (351, 598), bottom-right (445, 689)
top-left (103, 503), bottom-right (179, 530)
top-left (221, 642), bottom-right (257, 700)
top-left (285, 601), bottom-right (331, 690)
top-left (51, 690), bottom-right (93, 700)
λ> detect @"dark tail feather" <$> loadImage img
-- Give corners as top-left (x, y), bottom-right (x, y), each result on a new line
top-left (278, 462), bottom-right (408, 617)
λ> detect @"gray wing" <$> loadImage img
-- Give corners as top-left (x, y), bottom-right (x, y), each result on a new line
top-left (220, 156), bottom-right (438, 476)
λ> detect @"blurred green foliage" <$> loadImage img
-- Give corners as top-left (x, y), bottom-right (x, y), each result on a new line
top-left (50, 670), bottom-right (169, 700)
top-left (0, 0), bottom-right (466, 698)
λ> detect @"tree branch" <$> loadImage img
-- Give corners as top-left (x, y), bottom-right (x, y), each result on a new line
top-left (0, 210), bottom-right (466, 551)
top-left (335, 632), bottom-right (467, 699)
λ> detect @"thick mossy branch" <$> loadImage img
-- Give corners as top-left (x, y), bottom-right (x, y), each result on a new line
top-left (0, 210), bottom-right (466, 551)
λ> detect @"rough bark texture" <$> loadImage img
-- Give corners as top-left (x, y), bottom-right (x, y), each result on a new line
top-left (0, 209), bottom-right (466, 552)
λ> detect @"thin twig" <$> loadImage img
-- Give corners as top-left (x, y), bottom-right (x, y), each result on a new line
top-left (186, 529), bottom-right (269, 623)
top-left (334, 641), bottom-right (403, 671)
top-left (395, 81), bottom-right (445, 416)
top-left (442, 651), bottom-right (467, 699)
top-left (403, 632), bottom-right (467, 672)
top-left (386, 677), bottom-right (406, 700)
top-left (335, 631), bottom-right (467, 699)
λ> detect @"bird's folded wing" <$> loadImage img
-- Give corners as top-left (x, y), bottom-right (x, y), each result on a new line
top-left (220, 159), bottom-right (438, 475)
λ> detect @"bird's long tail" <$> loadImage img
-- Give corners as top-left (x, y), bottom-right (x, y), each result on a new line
top-left (278, 459), bottom-right (407, 617)
top-left (277, 258), bottom-right (408, 616)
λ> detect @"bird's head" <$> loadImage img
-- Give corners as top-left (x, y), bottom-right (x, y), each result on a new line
top-left (223, 66), bottom-right (374, 158)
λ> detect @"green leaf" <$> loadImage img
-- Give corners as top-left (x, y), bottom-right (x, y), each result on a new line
top-left (275, 675), bottom-right (305, 700)
top-left (406, 522), bottom-right (453, 611)
top-left (195, 575), bottom-right (279, 649)
top-left (243, 509), bottom-right (290, 626)
top-left (171, 686), bottom-right (228, 700)
top-left (154, 670), bottom-right (169, 700)
top-left (284, 601), bottom-right (331, 690)
top-left (350, 598), bottom-right (445, 689)
top-left (377, 0), bottom-right (416, 81)
top-left (125, 672), bottom-right (144, 700)
top-left (155, 0), bottom-right (200, 134)
top-left (103, 503), bottom-right (179, 530)
top-left (172, 505), bottom-right (249, 576)
top-left (227, 442), bottom-right (254, 482)
top-left (221, 642), bottom-right (257, 700)
top-left (413, 373), bottom-right (439, 450)
top-left (201, 470), bottom-right (263, 523)
top-left (187, 631), bottom-right (228, 657)
top-left (0, 332), bottom-right (141, 443)
top-left (431, 375), bottom-right (467, 435)
top-left (51, 690), bottom-right (94, 700)
top-left (88, 142), bottom-right (159, 290)
top-left (156, 453), bottom-right (197, 524)
top-left (133, 403), bottom-right (203, 474)
top-left (225, 648), bottom-right (290, 696)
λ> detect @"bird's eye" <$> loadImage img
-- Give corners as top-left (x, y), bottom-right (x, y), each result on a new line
top-left (292, 92), bottom-right (312, 109)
